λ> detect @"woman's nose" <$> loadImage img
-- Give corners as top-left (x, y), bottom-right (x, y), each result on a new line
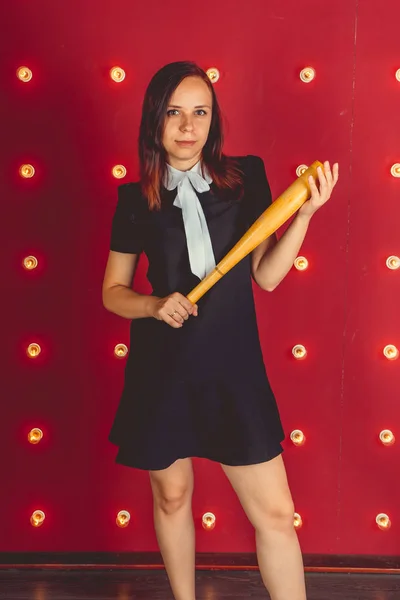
top-left (180, 116), bottom-right (194, 131)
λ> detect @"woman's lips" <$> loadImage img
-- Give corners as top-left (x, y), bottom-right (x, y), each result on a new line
top-left (176, 141), bottom-right (196, 147)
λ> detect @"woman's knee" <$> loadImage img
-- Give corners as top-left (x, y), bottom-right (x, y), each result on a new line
top-left (149, 459), bottom-right (193, 515)
top-left (256, 497), bottom-right (296, 532)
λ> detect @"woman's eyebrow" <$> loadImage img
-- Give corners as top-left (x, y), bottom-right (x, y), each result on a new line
top-left (168, 104), bottom-right (211, 109)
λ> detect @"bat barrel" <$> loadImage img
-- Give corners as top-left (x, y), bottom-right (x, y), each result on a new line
top-left (187, 160), bottom-right (323, 305)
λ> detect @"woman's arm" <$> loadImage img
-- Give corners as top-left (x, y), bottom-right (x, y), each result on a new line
top-left (251, 161), bottom-right (339, 292)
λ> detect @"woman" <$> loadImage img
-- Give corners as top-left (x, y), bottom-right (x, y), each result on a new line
top-left (102, 61), bottom-right (339, 600)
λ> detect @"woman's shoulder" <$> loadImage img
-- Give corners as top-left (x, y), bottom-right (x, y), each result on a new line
top-left (116, 181), bottom-right (149, 214)
top-left (231, 154), bottom-right (266, 175)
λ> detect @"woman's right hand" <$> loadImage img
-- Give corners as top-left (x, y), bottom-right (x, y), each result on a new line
top-left (151, 292), bottom-right (198, 328)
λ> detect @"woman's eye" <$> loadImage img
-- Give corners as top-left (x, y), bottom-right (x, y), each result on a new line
top-left (196, 109), bottom-right (207, 116)
top-left (167, 109), bottom-right (179, 116)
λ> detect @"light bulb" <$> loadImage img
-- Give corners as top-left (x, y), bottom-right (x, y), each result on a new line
top-left (112, 165), bottom-right (127, 179)
top-left (379, 430), bottom-right (395, 446)
top-left (114, 344), bottom-right (128, 358)
top-left (294, 256), bottom-right (308, 271)
top-left (396, 69), bottom-right (400, 82)
top-left (290, 430), bottom-right (306, 446)
top-left (23, 256), bottom-right (38, 270)
top-left (30, 510), bottom-right (45, 527)
top-left (376, 513), bottom-right (391, 530)
top-left (17, 66), bottom-right (33, 82)
top-left (28, 428), bottom-right (43, 444)
top-left (206, 68), bottom-right (220, 84)
top-left (116, 510), bottom-right (130, 528)
top-left (390, 164), bottom-right (400, 178)
top-left (386, 256), bottom-right (400, 270)
top-left (19, 164), bottom-right (35, 178)
top-left (296, 164), bottom-right (308, 177)
top-left (383, 345), bottom-right (399, 360)
top-left (202, 512), bottom-right (216, 530)
top-left (292, 344), bottom-right (307, 359)
top-left (300, 67), bottom-right (315, 83)
top-left (110, 66), bottom-right (125, 82)
top-left (294, 513), bottom-right (303, 529)
top-left (27, 343), bottom-right (41, 358)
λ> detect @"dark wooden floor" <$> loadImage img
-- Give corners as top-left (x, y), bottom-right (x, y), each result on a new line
top-left (0, 569), bottom-right (399, 599)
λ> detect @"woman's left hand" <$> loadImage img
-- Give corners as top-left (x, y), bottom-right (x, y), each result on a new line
top-left (298, 161), bottom-right (339, 219)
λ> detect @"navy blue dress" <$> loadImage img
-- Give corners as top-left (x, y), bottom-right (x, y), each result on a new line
top-left (108, 155), bottom-right (285, 470)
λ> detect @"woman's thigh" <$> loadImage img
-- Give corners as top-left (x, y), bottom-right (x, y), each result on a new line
top-left (220, 455), bottom-right (295, 528)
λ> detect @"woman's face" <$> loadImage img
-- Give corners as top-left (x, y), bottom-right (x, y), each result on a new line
top-left (162, 76), bottom-right (212, 171)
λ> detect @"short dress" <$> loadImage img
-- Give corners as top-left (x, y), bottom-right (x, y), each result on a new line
top-left (108, 154), bottom-right (285, 470)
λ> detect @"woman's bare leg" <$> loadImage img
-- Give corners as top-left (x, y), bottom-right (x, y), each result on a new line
top-left (221, 454), bottom-right (307, 600)
top-left (149, 458), bottom-right (196, 600)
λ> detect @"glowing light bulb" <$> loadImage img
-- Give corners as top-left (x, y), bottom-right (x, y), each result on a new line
top-left (23, 256), bottom-right (38, 270)
top-left (112, 165), bottom-right (127, 179)
top-left (386, 256), bottom-right (400, 270)
top-left (300, 67), bottom-right (315, 83)
top-left (396, 69), bottom-right (400, 82)
top-left (390, 164), bottom-right (400, 178)
top-left (27, 343), bottom-right (41, 358)
top-left (294, 256), bottom-right (308, 271)
top-left (110, 66), bottom-right (125, 82)
top-left (202, 512), bottom-right (216, 530)
top-left (114, 344), bottom-right (128, 358)
top-left (17, 66), bottom-right (33, 82)
top-left (19, 164), bottom-right (35, 178)
top-left (30, 510), bottom-right (45, 527)
top-left (376, 513), bottom-right (391, 530)
top-left (28, 428), bottom-right (43, 444)
top-left (296, 164), bottom-right (308, 177)
top-left (292, 344), bottom-right (307, 359)
top-left (206, 68), bottom-right (220, 84)
top-left (116, 510), bottom-right (131, 528)
top-left (294, 513), bottom-right (303, 529)
top-left (383, 345), bottom-right (399, 360)
top-left (290, 430), bottom-right (306, 446)
top-left (379, 430), bottom-right (395, 446)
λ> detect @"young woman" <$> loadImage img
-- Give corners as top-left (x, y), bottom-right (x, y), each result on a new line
top-left (102, 61), bottom-right (339, 600)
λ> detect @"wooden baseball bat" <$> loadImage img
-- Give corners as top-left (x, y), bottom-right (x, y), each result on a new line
top-left (187, 160), bottom-right (323, 304)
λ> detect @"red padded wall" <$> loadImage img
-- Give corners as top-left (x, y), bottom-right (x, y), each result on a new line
top-left (1, 0), bottom-right (399, 555)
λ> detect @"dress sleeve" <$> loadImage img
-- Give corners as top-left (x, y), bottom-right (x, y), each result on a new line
top-left (110, 183), bottom-right (145, 254)
top-left (244, 155), bottom-right (273, 224)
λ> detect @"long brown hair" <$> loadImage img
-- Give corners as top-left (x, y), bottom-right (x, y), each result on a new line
top-left (138, 61), bottom-right (243, 210)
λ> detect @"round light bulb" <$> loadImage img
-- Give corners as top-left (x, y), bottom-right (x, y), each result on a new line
top-left (379, 430), bottom-right (395, 446)
top-left (383, 345), bottom-right (399, 360)
top-left (17, 66), bottom-right (33, 82)
top-left (19, 164), bottom-right (35, 178)
top-left (390, 164), bottom-right (400, 178)
top-left (110, 66), bottom-right (126, 82)
top-left (202, 512), bottom-right (216, 530)
top-left (300, 67), bottom-right (315, 83)
top-left (112, 165), bottom-right (127, 179)
top-left (28, 428), bottom-right (43, 444)
top-left (27, 343), bottom-right (41, 358)
top-left (30, 510), bottom-right (45, 527)
top-left (23, 256), bottom-right (38, 270)
top-left (294, 513), bottom-right (303, 529)
top-left (290, 430), bottom-right (306, 446)
top-left (206, 68), bottom-right (220, 84)
top-left (376, 513), bottom-right (391, 530)
top-left (294, 256), bottom-right (308, 271)
top-left (296, 164), bottom-right (308, 177)
top-left (116, 510), bottom-right (131, 528)
top-left (292, 344), bottom-right (307, 359)
top-left (386, 256), bottom-right (400, 270)
top-left (114, 344), bottom-right (128, 358)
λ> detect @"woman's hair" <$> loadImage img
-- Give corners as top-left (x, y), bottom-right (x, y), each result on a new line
top-left (138, 61), bottom-right (243, 210)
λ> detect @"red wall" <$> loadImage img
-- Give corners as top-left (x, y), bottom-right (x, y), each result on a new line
top-left (1, 0), bottom-right (399, 555)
